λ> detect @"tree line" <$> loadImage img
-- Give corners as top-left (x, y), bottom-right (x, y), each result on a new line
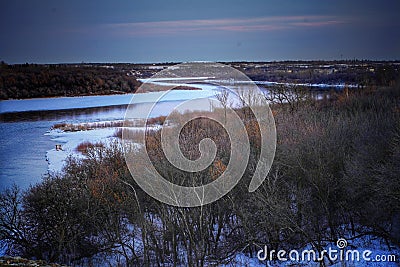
top-left (0, 63), bottom-right (141, 99)
top-left (242, 62), bottom-right (399, 87)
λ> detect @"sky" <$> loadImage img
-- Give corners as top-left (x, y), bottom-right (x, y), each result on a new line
top-left (1, 0), bottom-right (399, 63)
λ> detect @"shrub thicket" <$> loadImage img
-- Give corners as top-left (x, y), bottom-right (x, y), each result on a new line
top-left (1, 83), bottom-right (399, 266)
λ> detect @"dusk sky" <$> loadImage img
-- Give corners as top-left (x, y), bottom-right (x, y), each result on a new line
top-left (1, 0), bottom-right (399, 63)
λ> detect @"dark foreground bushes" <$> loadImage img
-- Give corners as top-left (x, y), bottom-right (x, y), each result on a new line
top-left (1, 84), bottom-right (399, 266)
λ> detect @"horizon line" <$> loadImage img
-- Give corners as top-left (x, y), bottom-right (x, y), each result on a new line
top-left (2, 58), bottom-right (400, 65)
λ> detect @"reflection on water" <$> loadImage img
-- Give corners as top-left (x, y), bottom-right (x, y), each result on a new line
top-left (0, 120), bottom-right (54, 190)
top-left (0, 105), bottom-right (129, 190)
top-left (0, 99), bottom-right (213, 190)
top-left (0, 105), bottom-right (129, 123)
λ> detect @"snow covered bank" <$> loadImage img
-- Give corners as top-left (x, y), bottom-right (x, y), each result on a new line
top-left (45, 122), bottom-right (161, 173)
top-left (45, 127), bottom-right (120, 173)
top-left (0, 89), bottom-right (216, 114)
top-left (253, 80), bottom-right (359, 89)
top-left (1, 94), bottom-right (134, 114)
top-left (203, 79), bottom-right (359, 89)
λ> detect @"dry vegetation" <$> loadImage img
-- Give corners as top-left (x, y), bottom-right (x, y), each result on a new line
top-left (75, 141), bottom-right (104, 154)
top-left (1, 82), bottom-right (400, 266)
top-left (0, 256), bottom-right (68, 267)
top-left (53, 116), bottom-right (167, 133)
top-left (53, 121), bottom-right (125, 132)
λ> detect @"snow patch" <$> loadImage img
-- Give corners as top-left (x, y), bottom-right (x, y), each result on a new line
top-left (45, 128), bottom-right (119, 173)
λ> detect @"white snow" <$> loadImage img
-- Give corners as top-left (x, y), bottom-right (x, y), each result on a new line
top-left (206, 79), bottom-right (359, 89)
top-left (228, 237), bottom-right (399, 267)
top-left (1, 94), bottom-right (134, 114)
top-left (138, 76), bottom-right (214, 82)
top-left (45, 128), bottom-right (119, 173)
top-left (0, 89), bottom-right (217, 114)
top-left (45, 124), bottom-right (161, 173)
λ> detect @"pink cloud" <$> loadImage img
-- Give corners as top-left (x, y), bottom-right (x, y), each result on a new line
top-left (100, 15), bottom-right (349, 36)
top-left (290, 20), bottom-right (346, 27)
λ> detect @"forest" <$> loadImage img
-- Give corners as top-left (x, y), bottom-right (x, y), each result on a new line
top-left (0, 62), bottom-right (141, 99)
top-left (1, 80), bottom-right (399, 266)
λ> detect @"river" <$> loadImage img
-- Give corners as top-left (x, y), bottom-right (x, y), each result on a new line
top-left (0, 88), bottom-right (216, 191)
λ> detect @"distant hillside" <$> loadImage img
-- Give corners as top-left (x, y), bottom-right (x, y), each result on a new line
top-left (231, 60), bottom-right (400, 87)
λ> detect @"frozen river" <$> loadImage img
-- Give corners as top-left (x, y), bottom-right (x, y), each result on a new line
top-left (0, 86), bottom-right (217, 190)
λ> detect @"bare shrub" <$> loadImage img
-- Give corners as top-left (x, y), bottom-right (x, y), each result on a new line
top-left (75, 141), bottom-right (104, 154)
